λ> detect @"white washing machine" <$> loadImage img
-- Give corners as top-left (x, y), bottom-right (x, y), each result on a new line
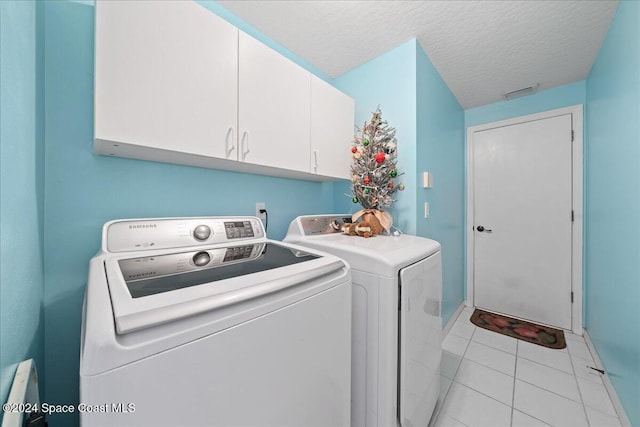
top-left (80, 216), bottom-right (351, 427)
top-left (285, 214), bottom-right (442, 427)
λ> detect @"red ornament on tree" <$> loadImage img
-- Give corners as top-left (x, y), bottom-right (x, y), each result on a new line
top-left (374, 152), bottom-right (386, 163)
top-left (351, 146), bottom-right (358, 153)
top-left (363, 177), bottom-right (371, 184)
top-left (388, 182), bottom-right (394, 188)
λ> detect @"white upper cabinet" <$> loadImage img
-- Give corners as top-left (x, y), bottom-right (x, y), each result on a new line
top-left (94, 1), bottom-right (354, 181)
top-left (310, 76), bottom-right (355, 179)
top-left (95, 1), bottom-right (238, 159)
top-left (238, 32), bottom-right (311, 173)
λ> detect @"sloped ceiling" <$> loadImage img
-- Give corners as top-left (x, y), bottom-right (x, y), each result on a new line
top-left (217, 0), bottom-right (618, 108)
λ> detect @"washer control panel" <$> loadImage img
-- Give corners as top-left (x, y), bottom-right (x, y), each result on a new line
top-left (193, 224), bottom-right (212, 241)
top-left (106, 217), bottom-right (265, 253)
top-left (118, 243), bottom-right (265, 284)
top-left (224, 221), bottom-right (255, 239)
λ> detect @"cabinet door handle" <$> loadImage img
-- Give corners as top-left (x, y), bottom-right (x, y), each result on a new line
top-left (313, 150), bottom-right (320, 171)
top-left (225, 127), bottom-right (235, 158)
top-left (241, 131), bottom-right (250, 160)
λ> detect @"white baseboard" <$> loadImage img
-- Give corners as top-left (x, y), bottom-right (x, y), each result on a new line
top-left (583, 330), bottom-right (632, 427)
top-left (443, 301), bottom-right (467, 336)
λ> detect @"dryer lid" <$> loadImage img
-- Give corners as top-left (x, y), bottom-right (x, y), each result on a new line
top-left (285, 215), bottom-right (441, 277)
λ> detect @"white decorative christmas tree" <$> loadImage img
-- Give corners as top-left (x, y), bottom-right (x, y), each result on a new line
top-left (348, 107), bottom-right (403, 234)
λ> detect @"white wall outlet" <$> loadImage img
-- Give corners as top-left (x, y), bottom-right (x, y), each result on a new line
top-left (255, 202), bottom-right (266, 220)
top-left (424, 202), bottom-right (430, 218)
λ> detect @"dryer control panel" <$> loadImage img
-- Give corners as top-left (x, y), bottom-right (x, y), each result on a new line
top-left (105, 217), bottom-right (265, 253)
top-left (291, 215), bottom-right (353, 236)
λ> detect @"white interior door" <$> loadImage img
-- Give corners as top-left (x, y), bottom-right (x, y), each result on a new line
top-left (472, 114), bottom-right (573, 329)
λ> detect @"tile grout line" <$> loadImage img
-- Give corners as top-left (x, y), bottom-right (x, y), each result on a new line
top-left (516, 377), bottom-right (587, 404)
top-left (442, 311), bottom-right (598, 427)
top-left (510, 340), bottom-right (518, 427)
top-left (433, 368), bottom-right (458, 424)
top-left (569, 339), bottom-right (624, 423)
top-left (441, 411), bottom-right (470, 427)
top-left (447, 381), bottom-right (513, 419)
top-left (464, 340), bottom-right (517, 376)
top-left (456, 354), bottom-right (517, 378)
top-left (583, 331), bottom-right (629, 425)
top-left (516, 352), bottom-right (573, 375)
top-left (445, 320), bottom-right (517, 418)
top-left (469, 325), bottom-right (598, 426)
top-left (567, 338), bottom-right (592, 426)
top-left (448, 320), bottom-right (477, 341)
top-left (517, 354), bottom-right (595, 402)
top-left (512, 342), bottom-right (557, 427)
top-left (431, 311), bottom-right (474, 426)
top-left (469, 333), bottom-right (519, 355)
top-left (448, 331), bottom-right (474, 341)
top-left (570, 352), bottom-right (609, 386)
top-left (450, 371), bottom-right (515, 408)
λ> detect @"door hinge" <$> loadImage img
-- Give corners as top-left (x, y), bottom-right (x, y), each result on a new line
top-left (571, 129), bottom-right (575, 142)
top-left (571, 210), bottom-right (574, 222)
top-left (571, 291), bottom-right (574, 303)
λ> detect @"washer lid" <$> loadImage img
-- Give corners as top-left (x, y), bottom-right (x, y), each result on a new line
top-left (118, 242), bottom-right (319, 298)
top-left (104, 242), bottom-right (343, 334)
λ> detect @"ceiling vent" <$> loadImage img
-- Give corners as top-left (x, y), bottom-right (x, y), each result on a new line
top-left (503, 84), bottom-right (540, 100)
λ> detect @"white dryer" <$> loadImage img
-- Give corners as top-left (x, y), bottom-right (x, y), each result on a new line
top-left (80, 216), bottom-right (351, 427)
top-left (285, 214), bottom-right (442, 427)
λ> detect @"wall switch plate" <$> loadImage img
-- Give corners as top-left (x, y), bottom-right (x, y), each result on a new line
top-left (424, 202), bottom-right (430, 218)
top-left (423, 172), bottom-right (433, 188)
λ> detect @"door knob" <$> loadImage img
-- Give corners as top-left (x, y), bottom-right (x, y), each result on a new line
top-left (477, 225), bottom-right (492, 232)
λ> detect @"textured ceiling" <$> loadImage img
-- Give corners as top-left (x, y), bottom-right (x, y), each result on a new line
top-left (217, 0), bottom-right (618, 109)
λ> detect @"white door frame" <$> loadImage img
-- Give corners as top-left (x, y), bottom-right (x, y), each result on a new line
top-left (466, 105), bottom-right (583, 334)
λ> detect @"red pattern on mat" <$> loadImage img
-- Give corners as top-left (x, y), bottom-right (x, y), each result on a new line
top-left (470, 309), bottom-right (566, 349)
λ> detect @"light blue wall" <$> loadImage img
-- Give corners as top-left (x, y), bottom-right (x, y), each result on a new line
top-left (465, 80), bottom-right (586, 128)
top-left (333, 40), bottom-right (418, 234)
top-left (0, 0), bottom-right (45, 417)
top-left (585, 1), bottom-right (639, 424)
top-left (416, 46), bottom-right (465, 326)
top-left (42, 2), bottom-right (338, 425)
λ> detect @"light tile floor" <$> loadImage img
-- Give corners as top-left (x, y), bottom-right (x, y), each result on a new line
top-left (429, 306), bottom-right (623, 427)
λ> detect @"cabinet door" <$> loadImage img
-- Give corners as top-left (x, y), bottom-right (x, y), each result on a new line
top-left (310, 76), bottom-right (354, 179)
top-left (95, 1), bottom-right (238, 159)
top-left (238, 32), bottom-right (311, 172)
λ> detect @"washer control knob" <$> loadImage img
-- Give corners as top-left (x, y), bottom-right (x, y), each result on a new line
top-left (193, 225), bottom-right (211, 241)
top-left (192, 251), bottom-right (211, 267)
